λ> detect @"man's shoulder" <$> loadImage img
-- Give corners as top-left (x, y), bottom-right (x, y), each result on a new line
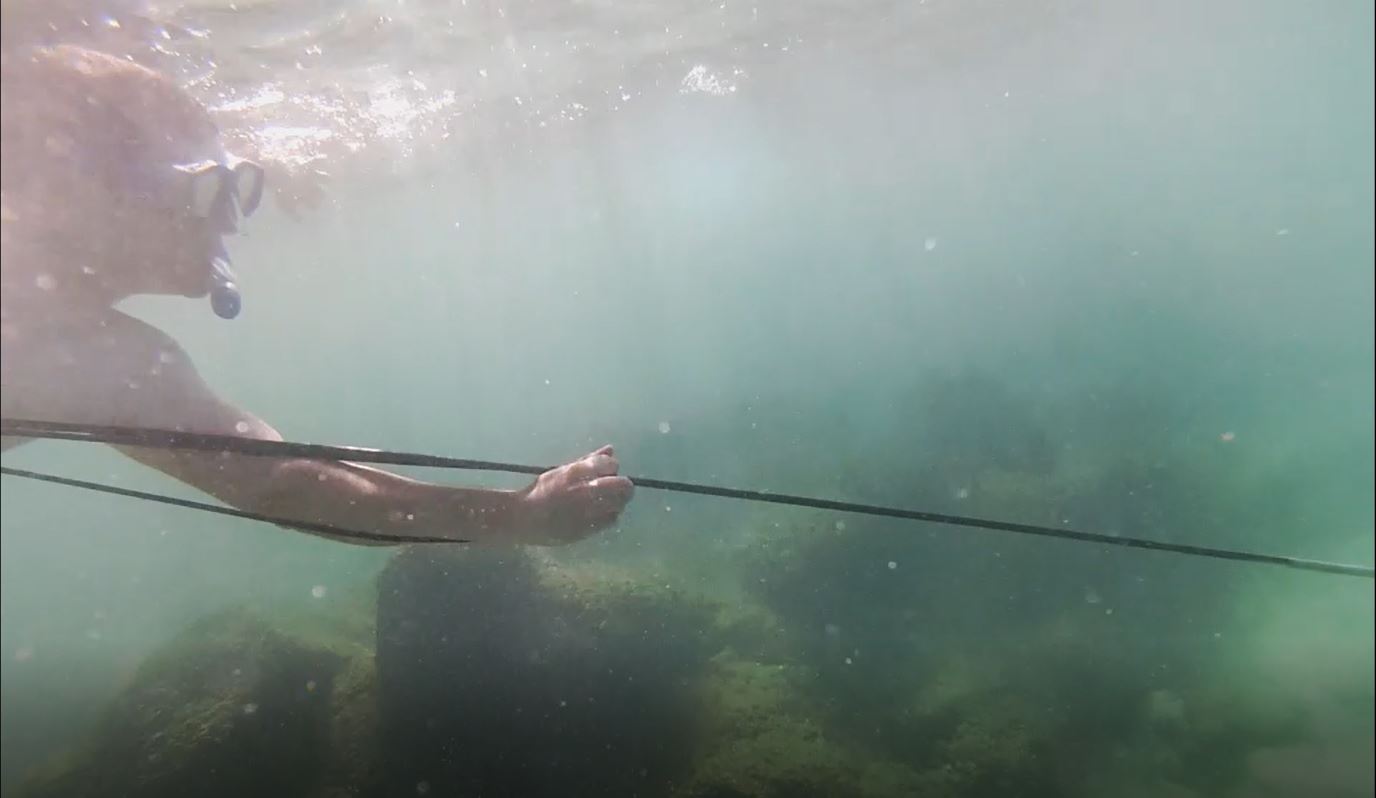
top-left (1, 307), bottom-right (208, 423)
top-left (102, 309), bottom-right (185, 347)
top-left (2, 306), bottom-right (192, 378)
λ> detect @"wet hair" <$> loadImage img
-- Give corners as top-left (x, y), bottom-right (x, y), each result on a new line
top-left (1, 43), bottom-right (225, 300)
top-left (1, 0), bottom-right (158, 57)
top-left (1, 44), bottom-right (218, 198)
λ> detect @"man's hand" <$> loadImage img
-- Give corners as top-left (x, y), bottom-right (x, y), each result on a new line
top-left (514, 445), bottom-right (635, 544)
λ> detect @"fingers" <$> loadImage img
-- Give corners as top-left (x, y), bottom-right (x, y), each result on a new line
top-left (530, 448), bottom-right (633, 543)
top-left (587, 475), bottom-right (634, 506)
top-left (567, 448), bottom-right (619, 481)
top-left (575, 476), bottom-right (634, 530)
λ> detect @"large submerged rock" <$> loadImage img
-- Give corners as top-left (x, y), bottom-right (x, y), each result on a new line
top-left (375, 546), bottom-right (719, 797)
top-left (17, 610), bottom-right (348, 798)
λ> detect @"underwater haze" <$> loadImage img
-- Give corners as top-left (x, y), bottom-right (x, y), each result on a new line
top-left (2, 0), bottom-right (1373, 795)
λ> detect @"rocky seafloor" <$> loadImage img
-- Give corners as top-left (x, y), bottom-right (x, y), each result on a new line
top-left (14, 530), bottom-right (1365, 798)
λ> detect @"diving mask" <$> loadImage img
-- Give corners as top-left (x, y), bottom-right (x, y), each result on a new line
top-left (169, 154), bottom-right (265, 319)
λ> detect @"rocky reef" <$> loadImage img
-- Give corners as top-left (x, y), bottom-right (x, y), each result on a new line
top-left (13, 536), bottom-right (1348, 798)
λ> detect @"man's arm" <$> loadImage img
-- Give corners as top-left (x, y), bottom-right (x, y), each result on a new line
top-left (109, 320), bottom-right (632, 546)
top-left (119, 414), bottom-right (527, 546)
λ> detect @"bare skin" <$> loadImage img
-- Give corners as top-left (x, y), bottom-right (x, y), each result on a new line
top-left (0, 46), bottom-right (634, 546)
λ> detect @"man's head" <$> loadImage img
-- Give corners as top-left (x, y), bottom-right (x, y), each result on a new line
top-left (1, 45), bottom-right (261, 315)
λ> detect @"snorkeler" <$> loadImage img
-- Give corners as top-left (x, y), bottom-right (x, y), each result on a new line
top-left (0, 45), bottom-right (635, 546)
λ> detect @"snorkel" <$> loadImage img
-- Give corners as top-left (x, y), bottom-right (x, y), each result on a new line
top-left (208, 238), bottom-right (241, 320)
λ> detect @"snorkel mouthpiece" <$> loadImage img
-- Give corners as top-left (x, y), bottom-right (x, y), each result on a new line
top-left (209, 249), bottom-right (242, 320)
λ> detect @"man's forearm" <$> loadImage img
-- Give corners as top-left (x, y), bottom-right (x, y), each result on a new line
top-left (260, 458), bottom-right (529, 545)
top-left (120, 446), bottom-right (530, 546)
top-left (259, 458), bottom-right (528, 545)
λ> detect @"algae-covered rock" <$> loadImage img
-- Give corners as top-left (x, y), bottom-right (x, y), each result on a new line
top-left (708, 601), bottom-right (794, 664)
top-left (313, 653), bottom-right (383, 798)
top-left (675, 655), bottom-right (930, 798)
top-left (375, 545), bottom-right (721, 798)
top-left (932, 694), bottom-right (1056, 798)
top-left (676, 655), bottom-right (857, 798)
top-left (17, 610), bottom-right (347, 798)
